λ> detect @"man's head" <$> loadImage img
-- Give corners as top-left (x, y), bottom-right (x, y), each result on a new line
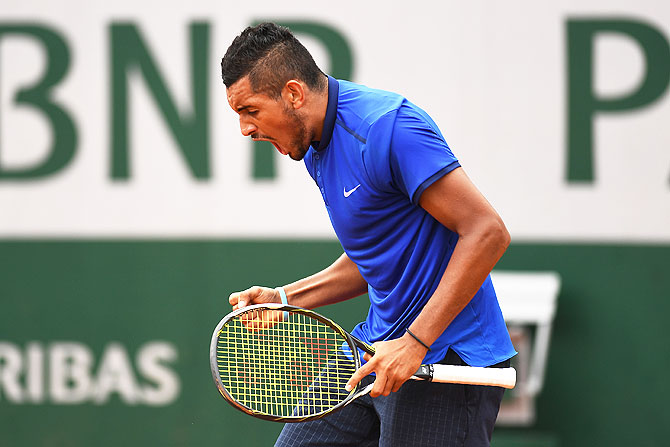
top-left (221, 23), bottom-right (328, 161)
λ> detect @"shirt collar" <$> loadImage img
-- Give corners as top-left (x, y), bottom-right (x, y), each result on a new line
top-left (312, 75), bottom-right (339, 152)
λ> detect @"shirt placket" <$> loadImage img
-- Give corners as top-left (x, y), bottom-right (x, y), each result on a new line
top-left (314, 152), bottom-right (329, 207)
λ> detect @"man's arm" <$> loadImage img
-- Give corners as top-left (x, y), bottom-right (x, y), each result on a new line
top-left (346, 167), bottom-right (510, 397)
top-left (229, 252), bottom-right (368, 310)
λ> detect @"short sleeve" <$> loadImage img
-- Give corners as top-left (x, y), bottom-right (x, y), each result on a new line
top-left (389, 104), bottom-right (460, 204)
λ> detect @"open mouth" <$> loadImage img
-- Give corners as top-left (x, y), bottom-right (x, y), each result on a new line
top-left (252, 135), bottom-right (287, 156)
top-left (270, 141), bottom-right (287, 156)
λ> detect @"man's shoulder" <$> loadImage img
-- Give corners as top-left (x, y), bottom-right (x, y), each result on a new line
top-left (335, 80), bottom-right (406, 142)
top-left (337, 80), bottom-right (405, 121)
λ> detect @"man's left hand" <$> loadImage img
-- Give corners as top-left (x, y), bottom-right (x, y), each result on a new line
top-left (345, 334), bottom-right (428, 397)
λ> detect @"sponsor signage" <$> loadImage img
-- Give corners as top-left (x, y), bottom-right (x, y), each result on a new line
top-left (0, 2), bottom-right (668, 241)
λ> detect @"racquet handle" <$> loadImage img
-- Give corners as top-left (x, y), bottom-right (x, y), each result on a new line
top-left (354, 364), bottom-right (516, 401)
top-left (354, 336), bottom-right (516, 389)
top-left (413, 364), bottom-right (516, 389)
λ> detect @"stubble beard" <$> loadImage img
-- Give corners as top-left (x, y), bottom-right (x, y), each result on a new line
top-left (283, 105), bottom-right (311, 161)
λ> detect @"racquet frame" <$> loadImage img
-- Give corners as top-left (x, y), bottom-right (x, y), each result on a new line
top-left (210, 303), bottom-right (365, 422)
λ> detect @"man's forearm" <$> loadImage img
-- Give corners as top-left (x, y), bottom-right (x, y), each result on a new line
top-left (281, 252), bottom-right (368, 309)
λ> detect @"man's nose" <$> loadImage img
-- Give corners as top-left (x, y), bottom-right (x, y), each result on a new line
top-left (240, 118), bottom-right (257, 137)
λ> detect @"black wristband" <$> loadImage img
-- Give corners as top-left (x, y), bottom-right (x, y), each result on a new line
top-left (405, 328), bottom-right (431, 351)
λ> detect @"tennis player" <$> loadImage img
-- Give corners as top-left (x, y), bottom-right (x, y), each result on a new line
top-left (223, 22), bottom-right (516, 447)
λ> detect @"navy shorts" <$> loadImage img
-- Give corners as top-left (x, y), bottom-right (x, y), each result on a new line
top-left (275, 349), bottom-right (510, 447)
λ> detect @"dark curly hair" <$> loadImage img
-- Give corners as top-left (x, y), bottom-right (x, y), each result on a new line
top-left (221, 22), bottom-right (326, 98)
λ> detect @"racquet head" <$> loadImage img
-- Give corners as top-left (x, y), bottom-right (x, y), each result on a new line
top-left (210, 303), bottom-right (369, 422)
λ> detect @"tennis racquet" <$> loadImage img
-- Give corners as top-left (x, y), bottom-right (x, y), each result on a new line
top-left (210, 303), bottom-right (516, 422)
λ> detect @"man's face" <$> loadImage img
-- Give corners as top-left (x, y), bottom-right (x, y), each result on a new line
top-left (227, 76), bottom-right (311, 161)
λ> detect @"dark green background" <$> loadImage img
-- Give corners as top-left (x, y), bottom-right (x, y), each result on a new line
top-left (1, 240), bottom-right (668, 446)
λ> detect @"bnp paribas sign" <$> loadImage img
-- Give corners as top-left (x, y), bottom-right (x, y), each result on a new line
top-left (0, 341), bottom-right (179, 406)
top-left (1, 3), bottom-right (669, 242)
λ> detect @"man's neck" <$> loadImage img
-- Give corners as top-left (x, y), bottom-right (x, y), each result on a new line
top-left (307, 77), bottom-right (330, 143)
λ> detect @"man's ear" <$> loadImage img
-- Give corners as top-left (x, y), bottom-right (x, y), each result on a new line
top-left (283, 80), bottom-right (306, 109)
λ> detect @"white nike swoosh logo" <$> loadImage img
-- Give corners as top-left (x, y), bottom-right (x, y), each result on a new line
top-left (343, 184), bottom-right (361, 197)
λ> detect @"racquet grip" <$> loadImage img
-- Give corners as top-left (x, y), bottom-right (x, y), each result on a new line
top-left (353, 336), bottom-right (516, 389)
top-left (413, 364), bottom-right (517, 389)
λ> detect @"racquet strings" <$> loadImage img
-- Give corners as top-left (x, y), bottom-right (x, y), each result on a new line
top-left (216, 308), bottom-right (356, 418)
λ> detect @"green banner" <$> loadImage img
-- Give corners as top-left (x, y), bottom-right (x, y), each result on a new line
top-left (1, 241), bottom-right (669, 446)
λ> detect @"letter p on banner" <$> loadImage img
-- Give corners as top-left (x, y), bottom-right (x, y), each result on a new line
top-left (566, 18), bottom-right (670, 183)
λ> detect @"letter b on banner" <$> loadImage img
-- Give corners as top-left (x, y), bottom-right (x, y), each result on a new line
top-left (0, 25), bottom-right (77, 180)
top-left (567, 19), bottom-right (670, 183)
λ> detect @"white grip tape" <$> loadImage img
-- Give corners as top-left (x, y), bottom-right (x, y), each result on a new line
top-left (428, 365), bottom-right (516, 389)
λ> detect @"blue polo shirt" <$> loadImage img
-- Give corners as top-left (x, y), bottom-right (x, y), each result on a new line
top-left (305, 77), bottom-right (515, 367)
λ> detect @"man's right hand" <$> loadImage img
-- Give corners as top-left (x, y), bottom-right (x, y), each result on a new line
top-left (228, 286), bottom-right (281, 310)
